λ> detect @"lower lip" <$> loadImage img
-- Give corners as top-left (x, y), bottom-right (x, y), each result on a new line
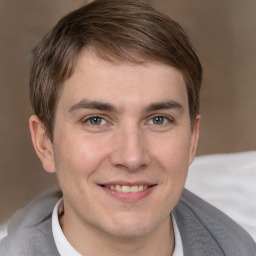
top-left (100, 186), bottom-right (156, 202)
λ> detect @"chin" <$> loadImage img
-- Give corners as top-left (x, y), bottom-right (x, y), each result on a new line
top-left (108, 224), bottom-right (151, 239)
top-left (104, 213), bottom-right (159, 238)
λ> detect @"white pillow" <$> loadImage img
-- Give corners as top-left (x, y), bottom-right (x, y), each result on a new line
top-left (186, 151), bottom-right (256, 241)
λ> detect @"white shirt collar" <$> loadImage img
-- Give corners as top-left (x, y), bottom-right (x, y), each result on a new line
top-left (171, 211), bottom-right (184, 256)
top-left (52, 199), bottom-right (183, 256)
top-left (52, 199), bottom-right (82, 256)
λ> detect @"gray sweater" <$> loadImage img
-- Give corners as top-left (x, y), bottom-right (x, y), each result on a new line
top-left (0, 189), bottom-right (255, 256)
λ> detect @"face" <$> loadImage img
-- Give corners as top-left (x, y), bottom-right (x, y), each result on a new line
top-left (32, 49), bottom-right (199, 240)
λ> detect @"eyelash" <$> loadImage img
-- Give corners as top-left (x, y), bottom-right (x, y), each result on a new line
top-left (82, 115), bottom-right (109, 126)
top-left (148, 115), bottom-right (172, 125)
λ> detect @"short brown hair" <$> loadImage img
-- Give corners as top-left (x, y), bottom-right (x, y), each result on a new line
top-left (30, 0), bottom-right (202, 140)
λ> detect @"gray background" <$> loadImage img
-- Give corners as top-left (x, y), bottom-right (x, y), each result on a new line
top-left (0, 0), bottom-right (255, 222)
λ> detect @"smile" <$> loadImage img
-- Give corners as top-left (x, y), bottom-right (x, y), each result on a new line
top-left (99, 182), bottom-right (156, 202)
top-left (103, 185), bottom-right (149, 193)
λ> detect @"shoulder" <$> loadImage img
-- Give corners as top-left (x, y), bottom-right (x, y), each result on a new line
top-left (0, 190), bottom-right (62, 256)
top-left (173, 189), bottom-right (256, 256)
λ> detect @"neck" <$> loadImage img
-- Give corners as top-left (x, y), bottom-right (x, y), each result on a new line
top-left (60, 213), bottom-right (175, 256)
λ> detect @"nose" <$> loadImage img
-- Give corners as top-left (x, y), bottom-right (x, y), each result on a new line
top-left (109, 126), bottom-right (151, 171)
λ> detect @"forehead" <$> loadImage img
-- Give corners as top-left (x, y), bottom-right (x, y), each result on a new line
top-left (57, 48), bottom-right (188, 112)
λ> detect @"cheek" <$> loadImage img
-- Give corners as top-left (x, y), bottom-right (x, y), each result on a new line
top-left (150, 131), bottom-right (192, 169)
top-left (150, 131), bottom-right (191, 197)
top-left (53, 135), bottom-right (110, 184)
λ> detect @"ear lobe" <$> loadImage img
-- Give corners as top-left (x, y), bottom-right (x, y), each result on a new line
top-left (188, 115), bottom-right (200, 165)
top-left (29, 115), bottom-right (56, 173)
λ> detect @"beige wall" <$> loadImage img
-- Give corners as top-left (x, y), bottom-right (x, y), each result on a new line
top-left (0, 0), bottom-right (255, 222)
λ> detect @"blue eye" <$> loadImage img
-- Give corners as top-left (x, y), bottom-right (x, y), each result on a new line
top-left (87, 116), bottom-right (107, 125)
top-left (149, 116), bottom-right (169, 125)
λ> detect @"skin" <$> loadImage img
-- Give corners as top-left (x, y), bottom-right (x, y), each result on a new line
top-left (30, 49), bottom-right (200, 256)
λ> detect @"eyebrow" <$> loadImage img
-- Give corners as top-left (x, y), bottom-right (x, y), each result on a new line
top-left (68, 99), bottom-right (183, 113)
top-left (69, 99), bottom-right (116, 113)
top-left (143, 101), bottom-right (184, 113)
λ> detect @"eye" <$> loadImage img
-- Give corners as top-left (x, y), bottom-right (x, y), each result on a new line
top-left (148, 116), bottom-right (170, 125)
top-left (84, 116), bottom-right (107, 126)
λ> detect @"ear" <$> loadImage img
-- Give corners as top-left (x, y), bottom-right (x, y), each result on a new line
top-left (29, 115), bottom-right (56, 173)
top-left (188, 115), bottom-right (200, 165)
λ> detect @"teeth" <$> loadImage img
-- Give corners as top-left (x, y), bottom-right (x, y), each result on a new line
top-left (130, 185), bottom-right (138, 192)
top-left (121, 185), bottom-right (130, 192)
top-left (139, 185), bottom-right (143, 191)
top-left (104, 184), bottom-right (149, 193)
top-left (115, 185), bottom-right (122, 192)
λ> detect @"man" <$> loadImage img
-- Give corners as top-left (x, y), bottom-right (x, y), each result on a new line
top-left (0, 0), bottom-right (255, 255)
